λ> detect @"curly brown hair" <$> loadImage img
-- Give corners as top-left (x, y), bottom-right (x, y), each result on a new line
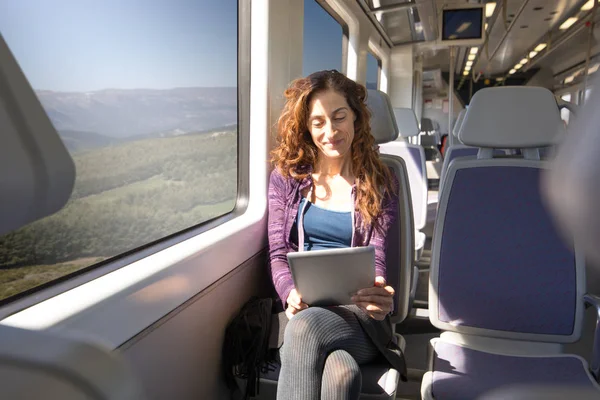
top-left (271, 70), bottom-right (395, 227)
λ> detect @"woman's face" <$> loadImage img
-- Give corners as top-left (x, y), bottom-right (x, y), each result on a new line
top-left (307, 89), bottom-right (356, 161)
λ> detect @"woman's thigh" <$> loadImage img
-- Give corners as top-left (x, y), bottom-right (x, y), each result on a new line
top-left (281, 305), bottom-right (378, 364)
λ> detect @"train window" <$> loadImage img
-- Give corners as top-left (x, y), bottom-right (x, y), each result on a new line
top-left (366, 52), bottom-right (380, 89)
top-left (584, 88), bottom-right (592, 103)
top-left (561, 94), bottom-right (571, 124)
top-left (303, 0), bottom-right (344, 76)
top-left (0, 0), bottom-right (239, 302)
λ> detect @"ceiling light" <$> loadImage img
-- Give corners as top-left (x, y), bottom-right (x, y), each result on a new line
top-left (529, 50), bottom-right (538, 58)
top-left (509, 69), bottom-right (516, 74)
top-left (465, 65), bottom-right (471, 71)
top-left (463, 71), bottom-right (469, 76)
top-left (589, 64), bottom-right (600, 74)
top-left (468, 54), bottom-right (476, 61)
top-left (582, 0), bottom-right (595, 11)
top-left (486, 2), bottom-right (496, 18)
top-left (560, 17), bottom-right (578, 30)
top-left (496, 77), bottom-right (505, 81)
top-left (485, 22), bottom-right (489, 30)
top-left (514, 64), bottom-right (523, 70)
top-left (534, 43), bottom-right (547, 52)
top-left (466, 60), bottom-right (473, 67)
top-left (470, 47), bottom-right (479, 54)
top-left (520, 58), bottom-right (528, 64)
top-left (565, 76), bottom-right (575, 84)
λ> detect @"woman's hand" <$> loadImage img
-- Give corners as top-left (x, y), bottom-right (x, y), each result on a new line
top-left (286, 289), bottom-right (309, 319)
top-left (352, 276), bottom-right (394, 320)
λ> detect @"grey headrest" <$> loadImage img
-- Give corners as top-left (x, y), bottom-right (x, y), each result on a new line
top-left (0, 34), bottom-right (75, 235)
top-left (393, 108), bottom-right (419, 137)
top-left (452, 109), bottom-right (467, 137)
top-left (420, 118), bottom-right (434, 132)
top-left (367, 89), bottom-right (399, 144)
top-left (459, 87), bottom-right (565, 148)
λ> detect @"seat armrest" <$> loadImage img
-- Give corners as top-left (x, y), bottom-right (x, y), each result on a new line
top-left (584, 293), bottom-right (600, 380)
top-left (408, 266), bottom-right (419, 312)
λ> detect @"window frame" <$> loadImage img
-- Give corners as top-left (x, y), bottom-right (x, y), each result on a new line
top-left (0, 0), bottom-right (252, 321)
top-left (314, 0), bottom-right (349, 76)
top-left (366, 50), bottom-right (382, 90)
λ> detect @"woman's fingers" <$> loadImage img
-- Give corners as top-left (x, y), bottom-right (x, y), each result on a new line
top-left (352, 278), bottom-right (395, 319)
top-left (355, 304), bottom-right (387, 320)
top-left (285, 306), bottom-right (296, 320)
top-left (384, 285), bottom-right (395, 296)
top-left (354, 302), bottom-right (385, 313)
top-left (285, 304), bottom-right (308, 319)
top-left (287, 289), bottom-right (309, 310)
top-left (352, 293), bottom-right (392, 304)
top-left (356, 286), bottom-right (393, 297)
top-left (355, 301), bottom-right (391, 314)
top-left (373, 276), bottom-right (395, 296)
top-left (353, 278), bottom-right (393, 320)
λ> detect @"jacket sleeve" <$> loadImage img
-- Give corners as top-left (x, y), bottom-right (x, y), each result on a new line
top-left (372, 173), bottom-right (400, 282)
top-left (267, 169), bottom-right (295, 307)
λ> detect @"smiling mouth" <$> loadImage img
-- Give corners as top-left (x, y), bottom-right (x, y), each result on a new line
top-left (326, 138), bottom-right (344, 147)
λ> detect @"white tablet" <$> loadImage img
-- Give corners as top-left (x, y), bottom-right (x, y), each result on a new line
top-left (287, 246), bottom-right (375, 307)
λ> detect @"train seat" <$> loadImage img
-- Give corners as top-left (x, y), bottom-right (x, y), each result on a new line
top-left (0, 38), bottom-right (143, 399)
top-left (419, 119), bottom-right (443, 182)
top-left (420, 87), bottom-right (600, 399)
top-left (256, 90), bottom-right (417, 400)
top-left (379, 108), bottom-right (427, 261)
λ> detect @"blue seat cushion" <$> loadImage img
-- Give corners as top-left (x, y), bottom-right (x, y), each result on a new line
top-left (431, 340), bottom-right (598, 400)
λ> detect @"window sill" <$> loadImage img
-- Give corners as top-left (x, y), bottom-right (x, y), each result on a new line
top-left (0, 197), bottom-right (267, 349)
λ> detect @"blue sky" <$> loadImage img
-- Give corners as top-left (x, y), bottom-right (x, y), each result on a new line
top-left (303, 0), bottom-right (342, 76)
top-left (0, 0), bottom-right (377, 92)
top-left (0, 0), bottom-right (237, 91)
top-left (303, 0), bottom-right (379, 87)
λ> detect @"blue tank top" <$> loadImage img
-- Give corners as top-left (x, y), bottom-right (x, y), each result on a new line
top-left (293, 197), bottom-right (352, 251)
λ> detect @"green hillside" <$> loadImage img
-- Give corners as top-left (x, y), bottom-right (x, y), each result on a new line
top-left (0, 130), bottom-right (237, 301)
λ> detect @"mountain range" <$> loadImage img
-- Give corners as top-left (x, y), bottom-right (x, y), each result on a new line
top-left (36, 87), bottom-right (237, 149)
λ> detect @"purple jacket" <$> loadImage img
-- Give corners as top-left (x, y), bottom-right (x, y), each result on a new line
top-left (267, 165), bottom-right (399, 307)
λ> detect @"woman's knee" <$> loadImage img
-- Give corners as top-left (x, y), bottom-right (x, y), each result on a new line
top-left (322, 350), bottom-right (362, 395)
top-left (283, 307), bottom-right (331, 345)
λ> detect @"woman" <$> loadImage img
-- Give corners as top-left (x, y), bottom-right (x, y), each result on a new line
top-left (268, 70), bottom-right (405, 399)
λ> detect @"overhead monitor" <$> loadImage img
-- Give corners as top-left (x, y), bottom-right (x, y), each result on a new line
top-left (438, 5), bottom-right (485, 46)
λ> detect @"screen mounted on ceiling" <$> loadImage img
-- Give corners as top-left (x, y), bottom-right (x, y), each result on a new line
top-left (439, 6), bottom-right (485, 46)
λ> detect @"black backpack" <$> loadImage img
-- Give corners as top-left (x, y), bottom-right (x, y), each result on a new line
top-left (222, 297), bottom-right (283, 399)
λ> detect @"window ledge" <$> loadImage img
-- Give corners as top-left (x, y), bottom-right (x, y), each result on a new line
top-left (0, 197), bottom-right (267, 349)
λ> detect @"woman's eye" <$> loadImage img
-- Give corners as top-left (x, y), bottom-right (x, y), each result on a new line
top-left (335, 116), bottom-right (346, 122)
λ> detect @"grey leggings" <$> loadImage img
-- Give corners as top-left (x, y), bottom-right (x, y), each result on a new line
top-left (277, 306), bottom-right (379, 400)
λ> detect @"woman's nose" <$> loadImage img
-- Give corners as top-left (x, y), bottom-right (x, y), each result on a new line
top-left (323, 120), bottom-right (336, 137)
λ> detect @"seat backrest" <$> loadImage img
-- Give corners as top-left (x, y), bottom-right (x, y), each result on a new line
top-left (429, 87), bottom-right (584, 343)
top-left (439, 109), bottom-right (476, 192)
top-left (0, 35), bottom-right (143, 400)
top-left (380, 108), bottom-right (427, 231)
top-left (420, 118), bottom-right (434, 133)
top-left (367, 90), bottom-right (414, 324)
top-left (0, 34), bottom-right (75, 235)
top-left (439, 145), bottom-right (479, 194)
top-left (0, 325), bottom-right (143, 399)
top-left (452, 109), bottom-right (466, 138)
